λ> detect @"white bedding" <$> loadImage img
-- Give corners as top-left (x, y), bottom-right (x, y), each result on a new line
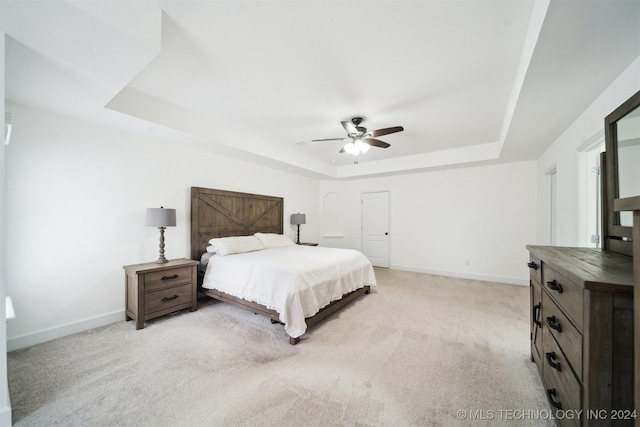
top-left (202, 245), bottom-right (376, 338)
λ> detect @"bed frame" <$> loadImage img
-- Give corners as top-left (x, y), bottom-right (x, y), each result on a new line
top-left (190, 187), bottom-right (370, 345)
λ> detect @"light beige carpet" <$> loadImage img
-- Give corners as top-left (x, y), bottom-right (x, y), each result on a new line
top-left (8, 268), bottom-right (553, 426)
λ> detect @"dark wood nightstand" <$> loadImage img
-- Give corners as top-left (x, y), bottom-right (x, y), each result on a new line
top-left (123, 258), bottom-right (199, 329)
top-left (298, 242), bottom-right (318, 246)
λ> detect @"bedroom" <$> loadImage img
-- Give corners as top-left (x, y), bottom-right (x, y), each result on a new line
top-left (0, 0), bottom-right (639, 425)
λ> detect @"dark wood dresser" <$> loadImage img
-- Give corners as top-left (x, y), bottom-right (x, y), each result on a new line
top-left (527, 246), bottom-right (635, 427)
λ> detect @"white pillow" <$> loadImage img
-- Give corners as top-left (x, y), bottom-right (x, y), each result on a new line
top-left (207, 235), bottom-right (264, 256)
top-left (254, 233), bottom-right (295, 249)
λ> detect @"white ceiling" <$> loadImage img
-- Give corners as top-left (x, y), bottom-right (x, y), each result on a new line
top-left (3, 0), bottom-right (639, 179)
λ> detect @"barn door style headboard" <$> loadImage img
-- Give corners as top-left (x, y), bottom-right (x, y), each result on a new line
top-left (190, 187), bottom-right (284, 260)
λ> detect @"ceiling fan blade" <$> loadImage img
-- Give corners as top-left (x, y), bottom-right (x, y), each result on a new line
top-left (341, 121), bottom-right (358, 135)
top-left (370, 126), bottom-right (404, 138)
top-left (364, 138), bottom-right (390, 148)
top-left (310, 137), bottom-right (349, 142)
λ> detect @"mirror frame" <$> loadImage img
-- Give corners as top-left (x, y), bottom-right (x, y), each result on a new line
top-left (603, 89), bottom-right (640, 256)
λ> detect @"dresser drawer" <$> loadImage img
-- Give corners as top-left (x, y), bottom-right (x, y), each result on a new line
top-left (542, 331), bottom-right (582, 427)
top-left (542, 265), bottom-right (583, 331)
top-left (527, 255), bottom-right (542, 285)
top-left (145, 283), bottom-right (193, 315)
top-left (144, 266), bottom-right (193, 292)
top-left (542, 292), bottom-right (582, 381)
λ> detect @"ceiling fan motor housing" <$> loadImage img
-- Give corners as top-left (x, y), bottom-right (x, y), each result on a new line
top-left (350, 117), bottom-right (367, 135)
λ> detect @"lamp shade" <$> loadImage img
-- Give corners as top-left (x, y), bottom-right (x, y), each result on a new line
top-left (146, 207), bottom-right (176, 227)
top-left (290, 213), bottom-right (306, 225)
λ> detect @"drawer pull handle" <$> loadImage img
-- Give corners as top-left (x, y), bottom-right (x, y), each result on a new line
top-left (161, 295), bottom-right (179, 302)
top-left (161, 274), bottom-right (179, 281)
top-left (546, 316), bottom-right (562, 333)
top-left (545, 352), bottom-right (562, 371)
top-left (533, 303), bottom-right (542, 327)
top-left (527, 261), bottom-right (538, 270)
top-left (546, 388), bottom-right (562, 410)
top-left (546, 280), bottom-right (563, 293)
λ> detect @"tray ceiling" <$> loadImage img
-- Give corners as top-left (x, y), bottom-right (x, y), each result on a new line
top-left (3, 0), bottom-right (639, 178)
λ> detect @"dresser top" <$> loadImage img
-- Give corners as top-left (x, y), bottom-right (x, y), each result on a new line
top-left (526, 246), bottom-right (634, 292)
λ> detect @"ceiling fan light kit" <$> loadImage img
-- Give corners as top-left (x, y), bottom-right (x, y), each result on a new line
top-left (311, 117), bottom-right (404, 157)
top-left (343, 139), bottom-right (371, 156)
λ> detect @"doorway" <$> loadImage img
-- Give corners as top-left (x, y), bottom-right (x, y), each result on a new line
top-left (578, 134), bottom-right (605, 247)
top-left (584, 147), bottom-right (605, 247)
top-left (547, 167), bottom-right (558, 245)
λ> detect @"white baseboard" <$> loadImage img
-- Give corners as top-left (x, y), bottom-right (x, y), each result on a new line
top-left (389, 264), bottom-right (529, 287)
top-left (7, 310), bottom-right (125, 352)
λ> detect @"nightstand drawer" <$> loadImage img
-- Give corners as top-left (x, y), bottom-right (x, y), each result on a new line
top-left (144, 266), bottom-right (193, 291)
top-left (145, 283), bottom-right (193, 315)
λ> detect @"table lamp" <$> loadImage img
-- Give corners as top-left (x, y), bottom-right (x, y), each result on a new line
top-left (290, 213), bottom-right (306, 244)
top-left (146, 206), bottom-right (176, 263)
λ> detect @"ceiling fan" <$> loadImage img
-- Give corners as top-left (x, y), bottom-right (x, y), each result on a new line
top-left (311, 117), bottom-right (404, 156)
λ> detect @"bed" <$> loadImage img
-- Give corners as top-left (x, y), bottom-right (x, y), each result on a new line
top-left (190, 187), bottom-right (376, 344)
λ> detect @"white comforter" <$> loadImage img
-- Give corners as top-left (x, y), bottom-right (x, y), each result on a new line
top-left (202, 245), bottom-right (376, 338)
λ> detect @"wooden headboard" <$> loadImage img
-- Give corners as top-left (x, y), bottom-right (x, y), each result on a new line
top-left (190, 187), bottom-right (284, 260)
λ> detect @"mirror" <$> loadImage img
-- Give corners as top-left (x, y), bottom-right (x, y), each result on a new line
top-left (616, 104), bottom-right (640, 226)
top-left (603, 89), bottom-right (640, 256)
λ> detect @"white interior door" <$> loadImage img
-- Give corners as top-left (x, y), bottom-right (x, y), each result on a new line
top-left (361, 192), bottom-right (389, 268)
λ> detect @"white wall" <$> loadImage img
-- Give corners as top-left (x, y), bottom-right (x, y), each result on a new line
top-left (4, 103), bottom-right (319, 350)
top-left (536, 55), bottom-right (640, 246)
top-left (320, 160), bottom-right (538, 285)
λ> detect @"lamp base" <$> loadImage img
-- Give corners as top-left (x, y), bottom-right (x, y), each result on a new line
top-left (155, 227), bottom-right (169, 264)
